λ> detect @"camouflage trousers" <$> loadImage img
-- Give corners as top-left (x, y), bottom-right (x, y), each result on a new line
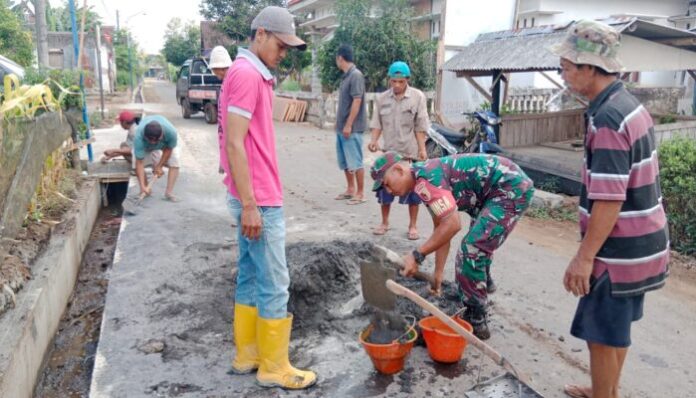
top-left (455, 174), bottom-right (534, 310)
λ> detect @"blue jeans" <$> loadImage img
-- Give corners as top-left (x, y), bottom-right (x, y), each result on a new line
top-left (226, 194), bottom-right (290, 319)
top-left (336, 131), bottom-right (364, 171)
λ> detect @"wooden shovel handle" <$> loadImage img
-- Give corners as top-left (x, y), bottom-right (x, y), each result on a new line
top-left (385, 279), bottom-right (531, 385)
top-left (376, 245), bottom-right (436, 287)
top-left (137, 174), bottom-right (159, 201)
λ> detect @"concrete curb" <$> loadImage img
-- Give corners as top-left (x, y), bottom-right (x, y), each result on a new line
top-left (0, 179), bottom-right (101, 398)
top-left (531, 189), bottom-right (564, 209)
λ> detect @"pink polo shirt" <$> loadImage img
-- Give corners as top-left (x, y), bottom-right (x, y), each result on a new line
top-left (219, 48), bottom-right (282, 207)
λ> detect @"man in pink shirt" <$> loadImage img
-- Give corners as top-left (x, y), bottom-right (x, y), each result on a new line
top-left (219, 6), bottom-right (316, 390)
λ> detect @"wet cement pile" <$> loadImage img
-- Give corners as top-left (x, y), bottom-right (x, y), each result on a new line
top-left (365, 311), bottom-right (410, 344)
top-left (281, 240), bottom-right (463, 340)
top-left (285, 240), bottom-right (376, 334)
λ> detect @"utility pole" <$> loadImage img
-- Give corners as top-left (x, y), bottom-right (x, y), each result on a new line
top-left (95, 24), bottom-right (105, 118)
top-left (34, 0), bottom-right (49, 68)
top-left (68, 0), bottom-right (93, 162)
top-left (116, 9), bottom-right (120, 31)
top-left (434, 0), bottom-right (447, 123)
top-left (127, 34), bottom-right (134, 92)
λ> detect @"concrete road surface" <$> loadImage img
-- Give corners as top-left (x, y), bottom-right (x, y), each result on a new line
top-left (89, 79), bottom-right (696, 398)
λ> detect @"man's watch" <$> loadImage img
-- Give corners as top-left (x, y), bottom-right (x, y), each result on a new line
top-left (412, 249), bottom-right (426, 265)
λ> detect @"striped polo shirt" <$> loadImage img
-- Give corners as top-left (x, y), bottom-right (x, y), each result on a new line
top-left (581, 80), bottom-right (669, 297)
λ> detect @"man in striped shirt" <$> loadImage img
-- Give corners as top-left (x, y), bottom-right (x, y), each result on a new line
top-left (551, 20), bottom-right (669, 398)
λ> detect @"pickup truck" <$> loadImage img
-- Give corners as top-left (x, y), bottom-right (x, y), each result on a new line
top-left (175, 57), bottom-right (222, 124)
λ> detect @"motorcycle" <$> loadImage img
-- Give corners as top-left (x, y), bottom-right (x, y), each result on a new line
top-left (425, 110), bottom-right (504, 159)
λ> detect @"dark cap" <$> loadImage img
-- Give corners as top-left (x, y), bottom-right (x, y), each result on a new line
top-left (370, 151), bottom-right (404, 191)
top-left (144, 121), bottom-right (163, 141)
top-left (251, 6), bottom-right (307, 51)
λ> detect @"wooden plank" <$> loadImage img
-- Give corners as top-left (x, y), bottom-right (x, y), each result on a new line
top-left (539, 71), bottom-right (588, 107)
top-left (462, 75), bottom-right (493, 102)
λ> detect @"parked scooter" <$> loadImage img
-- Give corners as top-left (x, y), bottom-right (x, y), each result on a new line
top-left (425, 110), bottom-right (503, 159)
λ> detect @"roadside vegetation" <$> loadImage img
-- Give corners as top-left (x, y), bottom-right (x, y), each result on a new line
top-left (658, 137), bottom-right (696, 255)
top-left (526, 204), bottom-right (578, 223)
top-left (318, 0), bottom-right (436, 92)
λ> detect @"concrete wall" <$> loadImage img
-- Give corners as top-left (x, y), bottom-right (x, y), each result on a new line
top-left (0, 180), bottom-right (100, 398)
top-left (629, 86), bottom-right (686, 114)
top-left (654, 120), bottom-right (696, 146)
top-left (276, 90), bottom-right (435, 129)
top-left (0, 113), bottom-right (75, 241)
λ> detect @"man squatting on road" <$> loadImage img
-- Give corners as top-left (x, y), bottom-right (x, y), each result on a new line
top-left (219, 6), bottom-right (317, 390)
top-left (552, 20), bottom-right (669, 398)
top-left (133, 115), bottom-right (180, 201)
top-left (371, 151), bottom-right (535, 340)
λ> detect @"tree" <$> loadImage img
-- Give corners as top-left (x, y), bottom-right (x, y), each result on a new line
top-left (199, 0), bottom-right (284, 42)
top-left (0, 0), bottom-right (34, 66)
top-left (162, 18), bottom-right (201, 66)
top-left (113, 29), bottom-right (146, 88)
top-left (46, 1), bottom-right (103, 32)
top-left (318, 0), bottom-right (436, 92)
top-left (277, 31), bottom-right (312, 82)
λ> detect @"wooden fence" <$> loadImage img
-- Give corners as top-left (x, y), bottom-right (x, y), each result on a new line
top-left (500, 109), bottom-right (585, 148)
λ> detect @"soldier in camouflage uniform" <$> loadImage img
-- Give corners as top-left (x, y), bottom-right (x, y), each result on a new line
top-left (371, 151), bottom-right (535, 339)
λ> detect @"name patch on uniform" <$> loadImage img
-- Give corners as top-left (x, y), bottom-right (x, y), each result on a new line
top-left (414, 181), bottom-right (432, 201)
top-left (430, 196), bottom-right (454, 217)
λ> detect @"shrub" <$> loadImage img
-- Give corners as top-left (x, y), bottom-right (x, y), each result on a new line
top-left (116, 70), bottom-right (131, 88)
top-left (658, 137), bottom-right (696, 255)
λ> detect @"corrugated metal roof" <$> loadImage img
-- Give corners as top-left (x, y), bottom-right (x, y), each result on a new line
top-left (443, 17), bottom-right (696, 75)
top-left (442, 30), bottom-right (566, 74)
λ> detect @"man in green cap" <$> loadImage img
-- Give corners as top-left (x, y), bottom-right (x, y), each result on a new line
top-left (371, 151), bottom-right (534, 339)
top-left (368, 61), bottom-right (429, 240)
top-left (550, 20), bottom-right (669, 398)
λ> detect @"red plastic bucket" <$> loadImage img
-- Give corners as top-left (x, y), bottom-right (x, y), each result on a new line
top-left (419, 316), bottom-right (473, 363)
top-left (359, 324), bottom-right (418, 375)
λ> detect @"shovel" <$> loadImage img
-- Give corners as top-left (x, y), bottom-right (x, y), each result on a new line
top-left (360, 245), bottom-right (436, 311)
top-left (372, 245), bottom-right (436, 286)
top-left (123, 174), bottom-right (159, 216)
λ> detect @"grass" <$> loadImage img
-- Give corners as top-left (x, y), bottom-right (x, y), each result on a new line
top-left (526, 204), bottom-right (578, 223)
top-left (24, 149), bottom-right (80, 225)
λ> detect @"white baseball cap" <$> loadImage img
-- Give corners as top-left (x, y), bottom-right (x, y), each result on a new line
top-left (209, 46), bottom-right (232, 69)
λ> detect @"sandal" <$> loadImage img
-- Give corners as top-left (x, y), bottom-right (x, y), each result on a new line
top-left (563, 384), bottom-right (591, 398)
top-left (347, 197), bottom-right (366, 205)
top-left (372, 225), bottom-right (389, 235)
top-left (334, 193), bottom-right (353, 200)
top-left (407, 229), bottom-right (419, 240)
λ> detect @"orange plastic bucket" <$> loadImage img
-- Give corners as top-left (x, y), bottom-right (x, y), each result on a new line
top-left (419, 315), bottom-right (473, 363)
top-left (359, 324), bottom-right (418, 375)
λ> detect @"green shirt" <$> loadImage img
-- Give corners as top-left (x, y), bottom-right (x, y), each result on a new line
top-left (133, 115), bottom-right (178, 159)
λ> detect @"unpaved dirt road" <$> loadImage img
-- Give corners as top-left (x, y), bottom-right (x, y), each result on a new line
top-left (89, 80), bottom-right (696, 398)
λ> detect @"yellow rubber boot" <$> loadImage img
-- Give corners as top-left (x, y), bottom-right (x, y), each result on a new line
top-left (256, 315), bottom-right (317, 389)
top-left (231, 304), bottom-right (260, 374)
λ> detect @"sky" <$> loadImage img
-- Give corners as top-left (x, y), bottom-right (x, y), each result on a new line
top-left (48, 0), bottom-right (203, 54)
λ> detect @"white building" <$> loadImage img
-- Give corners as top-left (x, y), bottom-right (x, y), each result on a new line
top-left (512, 0), bottom-right (694, 88)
